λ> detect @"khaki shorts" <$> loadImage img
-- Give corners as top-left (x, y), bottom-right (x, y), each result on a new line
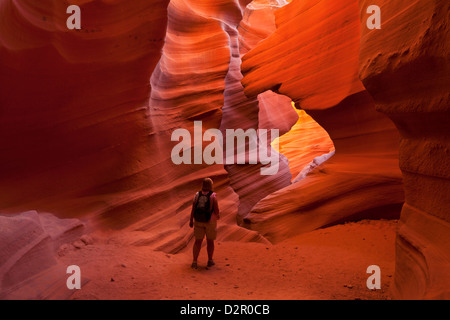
top-left (194, 220), bottom-right (217, 240)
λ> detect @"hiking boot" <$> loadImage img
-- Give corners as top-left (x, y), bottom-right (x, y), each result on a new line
top-left (191, 261), bottom-right (198, 269)
top-left (207, 260), bottom-right (215, 267)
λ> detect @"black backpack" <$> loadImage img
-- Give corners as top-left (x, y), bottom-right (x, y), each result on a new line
top-left (193, 191), bottom-right (213, 222)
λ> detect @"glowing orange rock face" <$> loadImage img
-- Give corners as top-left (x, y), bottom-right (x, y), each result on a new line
top-left (272, 104), bottom-right (335, 181)
top-left (0, 0), bottom-right (170, 217)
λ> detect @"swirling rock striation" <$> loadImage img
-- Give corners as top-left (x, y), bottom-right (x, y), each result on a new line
top-left (241, 0), bottom-right (404, 242)
top-left (0, 0), bottom-right (169, 220)
top-left (358, 0), bottom-right (450, 299)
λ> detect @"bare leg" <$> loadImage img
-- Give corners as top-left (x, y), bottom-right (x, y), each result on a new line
top-left (206, 239), bottom-right (214, 262)
top-left (193, 239), bottom-right (203, 262)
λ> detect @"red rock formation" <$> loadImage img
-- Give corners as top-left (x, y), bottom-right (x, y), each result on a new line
top-left (241, 0), bottom-right (404, 242)
top-left (138, 0), bottom-right (271, 250)
top-left (220, 0), bottom-right (296, 221)
top-left (358, 0), bottom-right (450, 299)
top-left (133, 0), bottom-right (300, 251)
top-left (238, 0), bottom-right (288, 56)
top-left (0, 0), bottom-right (292, 256)
top-left (1, 0), bottom-right (446, 301)
top-left (0, 0), bottom-right (169, 220)
top-left (0, 0), bottom-right (271, 299)
top-left (0, 211), bottom-right (86, 299)
top-left (271, 107), bottom-right (335, 181)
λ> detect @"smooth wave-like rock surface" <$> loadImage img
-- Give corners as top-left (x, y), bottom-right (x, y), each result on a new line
top-left (0, 0), bottom-right (170, 220)
top-left (1, 0), bottom-right (447, 300)
top-left (136, 0), bottom-right (272, 251)
top-left (241, 0), bottom-right (405, 242)
top-left (220, 0), bottom-right (296, 221)
top-left (358, 0), bottom-right (450, 299)
top-left (0, 211), bottom-right (86, 299)
top-left (0, 0), bottom-right (296, 255)
top-left (271, 107), bottom-right (335, 181)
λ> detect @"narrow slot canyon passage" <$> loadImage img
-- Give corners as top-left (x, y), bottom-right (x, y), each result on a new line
top-left (0, 0), bottom-right (448, 302)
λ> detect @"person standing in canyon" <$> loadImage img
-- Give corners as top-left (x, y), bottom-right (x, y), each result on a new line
top-left (189, 178), bottom-right (220, 269)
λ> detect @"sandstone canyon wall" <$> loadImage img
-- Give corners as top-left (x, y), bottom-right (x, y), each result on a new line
top-left (0, 0), bottom-right (297, 297)
top-left (141, 0), bottom-right (296, 250)
top-left (241, 0), bottom-right (405, 242)
top-left (0, 0), bottom-right (448, 300)
top-left (0, 0), bottom-right (169, 219)
top-left (0, 211), bottom-right (88, 299)
top-left (0, 0), bottom-right (283, 244)
top-left (358, 0), bottom-right (450, 299)
top-left (241, 0), bottom-right (449, 299)
top-left (0, 0), bottom-right (171, 298)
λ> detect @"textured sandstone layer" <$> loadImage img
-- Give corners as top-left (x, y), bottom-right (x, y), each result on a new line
top-left (144, 0), bottom-right (298, 247)
top-left (0, 0), bottom-right (266, 251)
top-left (271, 107), bottom-right (335, 181)
top-left (0, 0), bottom-right (169, 218)
top-left (0, 211), bottom-right (86, 299)
top-left (221, 0), bottom-right (296, 221)
top-left (241, 0), bottom-right (405, 242)
top-left (238, 0), bottom-right (288, 55)
top-left (137, 0), bottom-right (271, 251)
top-left (1, 0), bottom-right (446, 301)
top-left (358, 0), bottom-right (450, 299)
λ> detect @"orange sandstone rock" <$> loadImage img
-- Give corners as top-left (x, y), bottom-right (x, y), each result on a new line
top-left (241, 0), bottom-right (404, 242)
top-left (358, 0), bottom-right (450, 299)
top-left (0, 0), bottom-right (169, 219)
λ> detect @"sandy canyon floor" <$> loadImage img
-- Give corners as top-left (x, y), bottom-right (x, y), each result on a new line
top-left (61, 219), bottom-right (397, 300)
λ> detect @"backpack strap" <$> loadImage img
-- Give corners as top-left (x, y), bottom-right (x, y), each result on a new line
top-left (208, 191), bottom-right (214, 213)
